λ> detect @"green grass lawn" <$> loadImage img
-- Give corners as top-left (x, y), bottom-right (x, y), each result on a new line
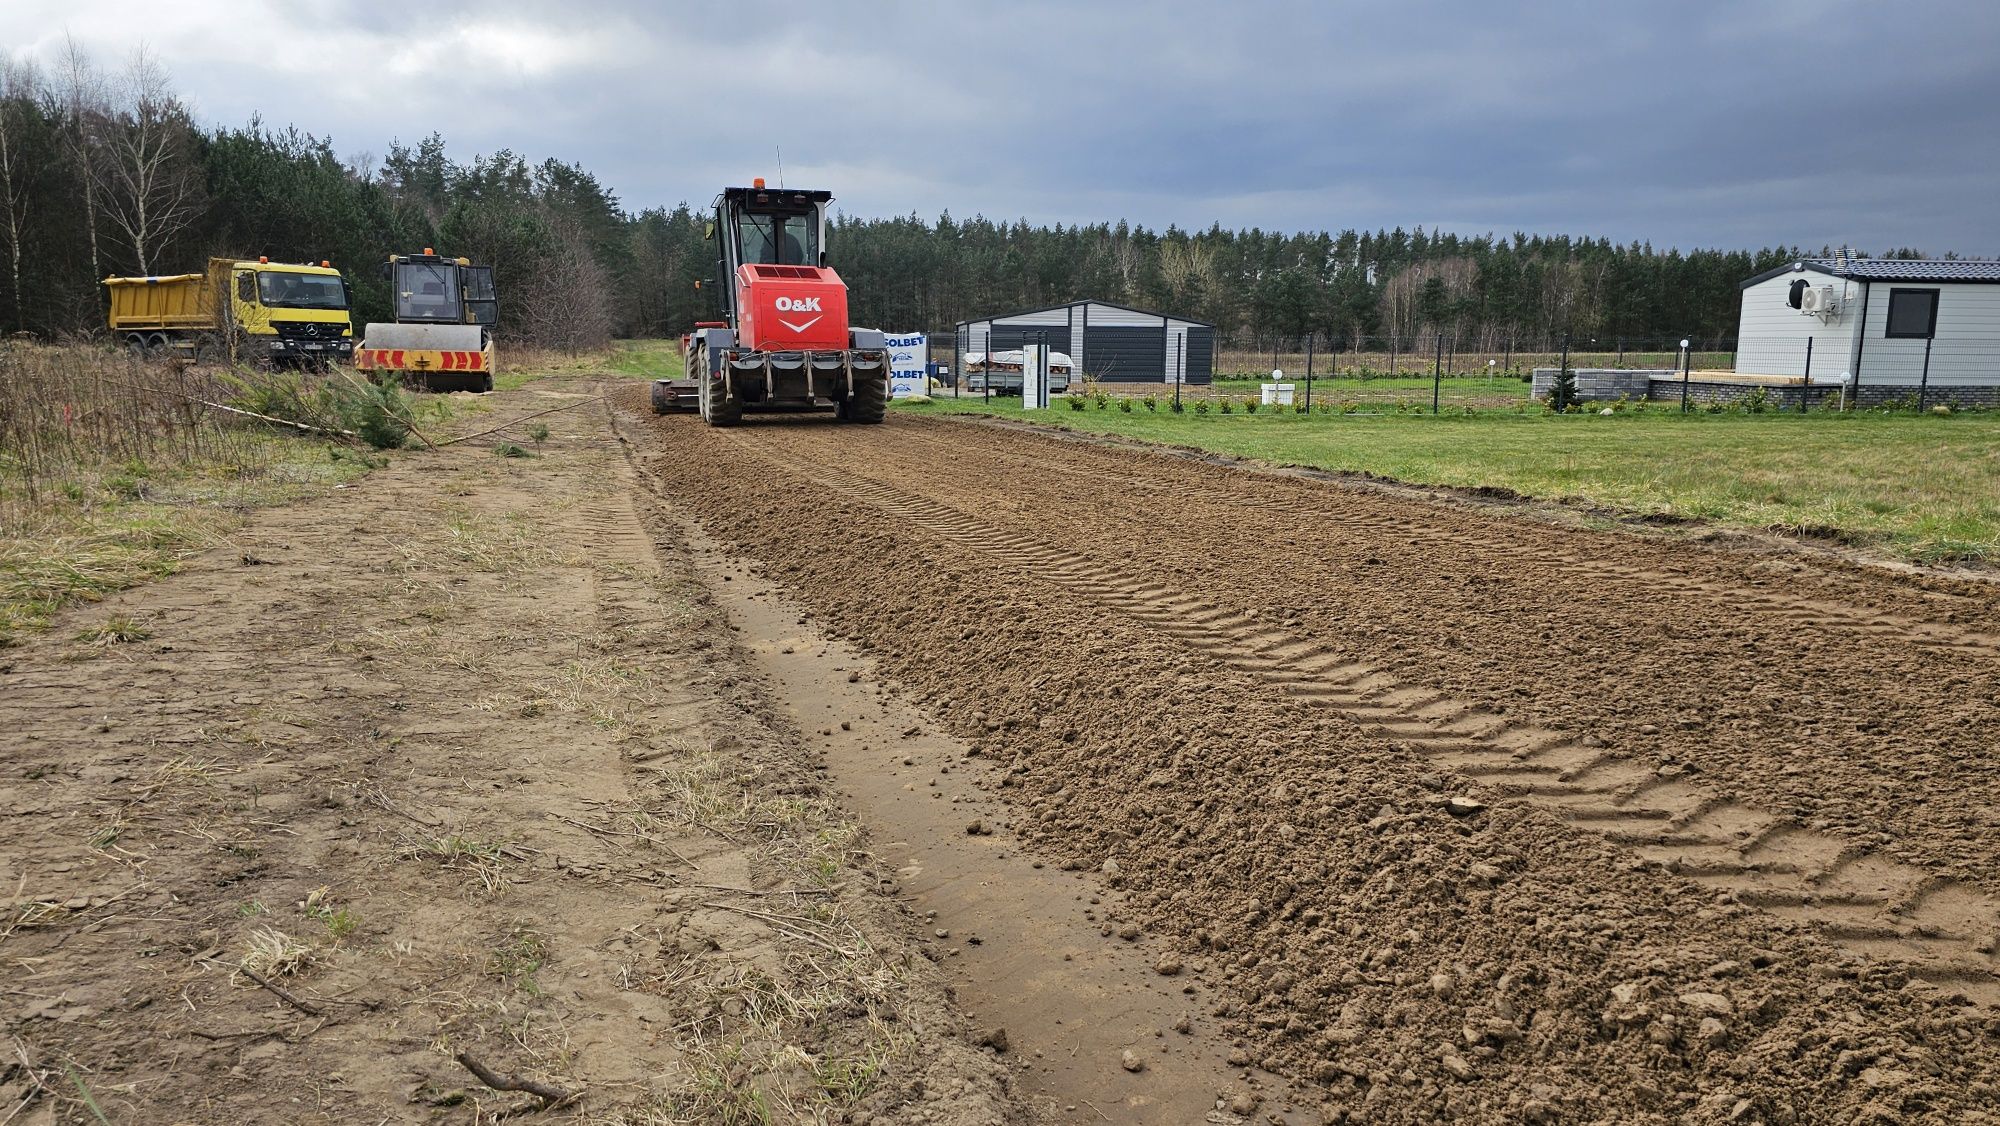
top-left (893, 393), bottom-right (2000, 563)
top-left (606, 339), bottom-right (683, 379)
top-left (1205, 376), bottom-right (1531, 410)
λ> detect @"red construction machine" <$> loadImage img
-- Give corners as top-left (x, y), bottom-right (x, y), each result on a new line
top-left (650, 181), bottom-right (888, 425)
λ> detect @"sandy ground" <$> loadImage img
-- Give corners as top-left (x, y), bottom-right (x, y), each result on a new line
top-left (0, 382), bottom-right (1012, 1124)
top-left (624, 393), bottom-right (2000, 1125)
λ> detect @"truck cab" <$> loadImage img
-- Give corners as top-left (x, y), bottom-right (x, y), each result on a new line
top-left (227, 258), bottom-right (355, 363)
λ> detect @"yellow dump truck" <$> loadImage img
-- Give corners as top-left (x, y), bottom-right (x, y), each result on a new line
top-left (104, 257), bottom-right (355, 365)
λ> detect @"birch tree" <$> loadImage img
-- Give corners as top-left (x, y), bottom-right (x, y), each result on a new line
top-left (98, 46), bottom-right (201, 273)
top-left (51, 34), bottom-right (107, 286)
top-left (0, 56), bottom-right (40, 328)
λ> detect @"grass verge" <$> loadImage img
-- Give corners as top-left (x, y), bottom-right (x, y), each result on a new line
top-left (893, 393), bottom-right (2000, 563)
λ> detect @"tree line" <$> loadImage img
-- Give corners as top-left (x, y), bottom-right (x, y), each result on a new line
top-left (0, 43), bottom-right (1952, 353)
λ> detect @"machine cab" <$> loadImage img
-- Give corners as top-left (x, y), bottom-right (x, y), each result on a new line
top-left (713, 184), bottom-right (831, 317)
top-left (390, 251), bottom-right (497, 328)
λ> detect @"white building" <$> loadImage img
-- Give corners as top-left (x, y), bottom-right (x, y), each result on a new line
top-left (1735, 258), bottom-right (2000, 404)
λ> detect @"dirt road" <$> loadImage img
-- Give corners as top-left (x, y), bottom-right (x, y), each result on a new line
top-left (1, 383), bottom-right (1011, 1124)
top-left (626, 396), bottom-right (2000, 1124)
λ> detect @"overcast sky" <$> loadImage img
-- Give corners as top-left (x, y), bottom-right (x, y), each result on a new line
top-left (5, 0), bottom-right (1998, 255)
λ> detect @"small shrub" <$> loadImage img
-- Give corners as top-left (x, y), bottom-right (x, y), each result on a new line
top-left (1170, 398), bottom-right (1184, 413)
top-left (1931, 404), bottom-right (1953, 417)
top-left (526, 422), bottom-right (551, 449)
top-left (493, 442), bottom-right (532, 458)
top-left (1743, 386), bottom-right (1771, 414)
top-left (1218, 398), bottom-right (1234, 414)
top-left (1094, 392), bottom-right (1109, 410)
top-left (1340, 400), bottom-right (1360, 414)
top-left (335, 378), bottom-right (415, 450)
top-left (1293, 401), bottom-right (1309, 414)
top-left (1119, 398), bottom-right (1133, 413)
top-left (1143, 395), bottom-right (1159, 412)
top-left (1193, 399), bottom-right (1210, 415)
top-left (1243, 397), bottom-right (1260, 414)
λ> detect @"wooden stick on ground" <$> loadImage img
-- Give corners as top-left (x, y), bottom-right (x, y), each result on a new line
top-left (204, 959), bottom-right (323, 1017)
top-left (120, 380), bottom-right (360, 441)
top-left (436, 396), bottom-right (605, 447)
top-left (454, 1052), bottom-right (574, 1106)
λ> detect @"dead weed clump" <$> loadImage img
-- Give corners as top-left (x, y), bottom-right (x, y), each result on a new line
top-left (400, 831), bottom-right (515, 895)
top-left (239, 925), bottom-right (317, 978)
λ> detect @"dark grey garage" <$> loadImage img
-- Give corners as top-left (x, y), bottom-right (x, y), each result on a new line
top-left (956, 300), bottom-right (1214, 385)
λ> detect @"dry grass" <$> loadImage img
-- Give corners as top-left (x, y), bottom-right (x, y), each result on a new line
top-left (0, 342), bottom-right (381, 644)
top-left (239, 925), bottom-right (317, 978)
top-left (400, 831), bottom-right (513, 894)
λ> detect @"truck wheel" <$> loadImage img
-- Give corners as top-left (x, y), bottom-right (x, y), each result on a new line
top-left (650, 380), bottom-right (673, 414)
top-left (125, 334), bottom-right (147, 357)
top-left (704, 375), bottom-right (741, 428)
top-left (841, 376), bottom-right (887, 424)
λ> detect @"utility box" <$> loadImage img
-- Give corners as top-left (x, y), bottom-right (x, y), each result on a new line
top-left (1261, 383), bottom-right (1295, 406)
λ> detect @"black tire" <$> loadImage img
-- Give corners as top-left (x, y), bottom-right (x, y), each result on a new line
top-left (841, 376), bottom-right (887, 424)
top-left (482, 373), bottom-right (494, 393)
top-left (650, 380), bottom-right (672, 414)
top-left (704, 373), bottom-right (741, 427)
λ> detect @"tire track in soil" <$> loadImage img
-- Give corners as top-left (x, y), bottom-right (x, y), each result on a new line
top-left (887, 426), bottom-right (2000, 662)
top-left (605, 401), bottom-right (1313, 1123)
top-left (722, 428), bottom-right (2000, 1007)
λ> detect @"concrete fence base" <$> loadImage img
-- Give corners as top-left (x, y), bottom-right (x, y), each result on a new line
top-left (1532, 368), bottom-right (2000, 409)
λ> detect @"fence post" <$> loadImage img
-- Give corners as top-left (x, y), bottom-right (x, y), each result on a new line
top-left (1174, 335), bottom-right (1183, 412)
top-left (1918, 336), bottom-right (1933, 411)
top-left (1390, 335), bottom-right (1397, 374)
top-left (1504, 335), bottom-right (1513, 373)
top-left (1802, 337), bottom-right (1813, 412)
top-left (1553, 332), bottom-right (1572, 411)
top-left (1432, 333), bottom-right (1443, 415)
top-left (1680, 337), bottom-right (1692, 412)
top-left (1616, 337), bottom-right (1624, 368)
top-left (1304, 334), bottom-right (1314, 410)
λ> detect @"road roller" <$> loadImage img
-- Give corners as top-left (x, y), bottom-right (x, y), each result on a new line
top-left (356, 250), bottom-right (498, 392)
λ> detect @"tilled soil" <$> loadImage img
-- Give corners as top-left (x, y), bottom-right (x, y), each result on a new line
top-left (0, 384), bottom-right (1012, 1124)
top-left (624, 397), bottom-right (2000, 1124)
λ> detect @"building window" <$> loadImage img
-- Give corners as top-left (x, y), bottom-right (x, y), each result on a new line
top-left (1885, 288), bottom-right (1939, 339)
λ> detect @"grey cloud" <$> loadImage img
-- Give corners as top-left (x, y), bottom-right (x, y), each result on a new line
top-left (4, 0), bottom-right (1996, 252)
